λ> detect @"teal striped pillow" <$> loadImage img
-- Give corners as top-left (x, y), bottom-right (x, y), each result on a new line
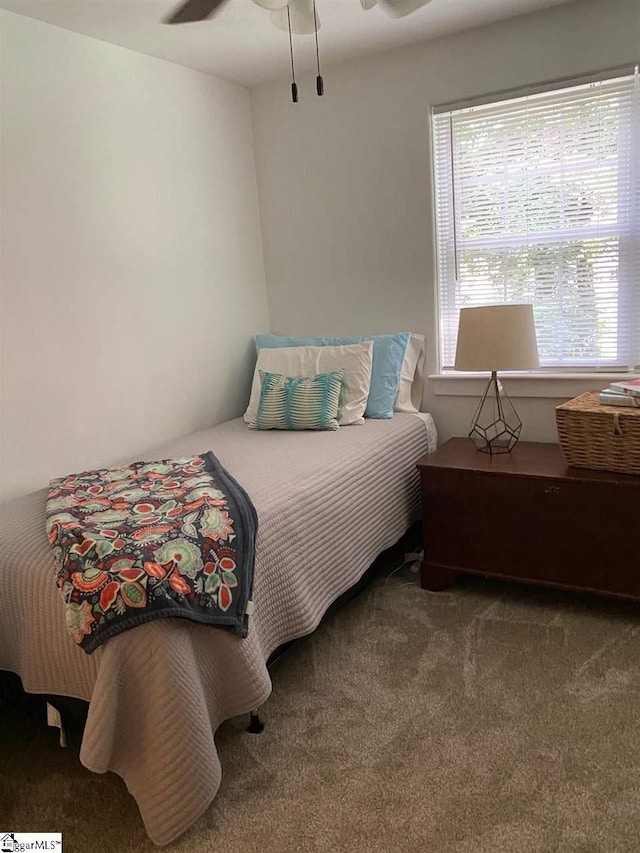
top-left (250, 370), bottom-right (344, 431)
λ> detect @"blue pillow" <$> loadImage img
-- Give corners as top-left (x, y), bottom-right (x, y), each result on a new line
top-left (255, 332), bottom-right (410, 419)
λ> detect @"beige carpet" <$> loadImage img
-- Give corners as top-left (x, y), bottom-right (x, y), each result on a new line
top-left (3, 562), bottom-right (640, 853)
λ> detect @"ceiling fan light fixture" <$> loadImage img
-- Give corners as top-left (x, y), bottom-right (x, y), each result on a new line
top-left (382, 0), bottom-right (434, 17)
top-left (360, 0), bottom-right (378, 9)
top-left (252, 0), bottom-right (290, 10)
top-left (270, 0), bottom-right (319, 34)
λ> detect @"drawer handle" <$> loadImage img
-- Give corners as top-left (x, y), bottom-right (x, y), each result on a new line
top-left (544, 485), bottom-right (561, 495)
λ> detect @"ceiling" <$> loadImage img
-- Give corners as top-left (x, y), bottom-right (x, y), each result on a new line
top-left (0, 0), bottom-right (576, 87)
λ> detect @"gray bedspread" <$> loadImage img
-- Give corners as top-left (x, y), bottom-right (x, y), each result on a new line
top-left (0, 414), bottom-right (436, 845)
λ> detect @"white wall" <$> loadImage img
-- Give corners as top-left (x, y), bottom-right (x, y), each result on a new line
top-left (0, 11), bottom-right (270, 498)
top-left (251, 0), bottom-right (640, 443)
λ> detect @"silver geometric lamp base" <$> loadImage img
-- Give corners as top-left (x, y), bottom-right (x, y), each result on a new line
top-left (469, 371), bottom-right (522, 454)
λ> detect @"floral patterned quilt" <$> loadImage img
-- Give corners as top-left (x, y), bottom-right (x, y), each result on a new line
top-left (45, 453), bottom-right (258, 654)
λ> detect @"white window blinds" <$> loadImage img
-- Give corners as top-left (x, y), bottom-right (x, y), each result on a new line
top-left (433, 68), bottom-right (640, 372)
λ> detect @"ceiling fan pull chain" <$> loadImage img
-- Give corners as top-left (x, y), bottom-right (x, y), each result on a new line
top-left (287, 6), bottom-right (298, 103)
top-left (313, 0), bottom-right (323, 95)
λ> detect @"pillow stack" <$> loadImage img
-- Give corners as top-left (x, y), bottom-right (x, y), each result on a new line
top-left (245, 332), bottom-right (425, 431)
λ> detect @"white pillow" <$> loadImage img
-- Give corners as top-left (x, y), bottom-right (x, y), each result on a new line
top-left (395, 333), bottom-right (426, 413)
top-left (244, 342), bottom-right (373, 426)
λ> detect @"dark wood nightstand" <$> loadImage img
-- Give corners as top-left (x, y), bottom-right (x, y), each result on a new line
top-left (417, 438), bottom-right (640, 600)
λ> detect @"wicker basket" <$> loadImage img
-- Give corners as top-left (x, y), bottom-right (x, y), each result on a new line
top-left (556, 391), bottom-right (640, 475)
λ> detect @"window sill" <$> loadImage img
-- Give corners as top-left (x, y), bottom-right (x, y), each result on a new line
top-left (428, 372), bottom-right (637, 399)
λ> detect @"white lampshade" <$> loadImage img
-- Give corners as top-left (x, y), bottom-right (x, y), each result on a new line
top-left (454, 304), bottom-right (539, 372)
top-left (270, 0), bottom-right (318, 33)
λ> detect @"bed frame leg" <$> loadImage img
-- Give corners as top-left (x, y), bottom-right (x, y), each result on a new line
top-left (247, 710), bottom-right (265, 734)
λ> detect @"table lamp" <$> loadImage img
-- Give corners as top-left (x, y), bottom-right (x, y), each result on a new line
top-left (455, 304), bottom-right (539, 453)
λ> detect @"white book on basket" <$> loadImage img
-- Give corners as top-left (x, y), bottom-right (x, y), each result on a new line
top-left (599, 391), bottom-right (640, 407)
top-left (608, 379), bottom-right (640, 397)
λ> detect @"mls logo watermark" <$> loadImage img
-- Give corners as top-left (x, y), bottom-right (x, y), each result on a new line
top-left (0, 834), bottom-right (62, 852)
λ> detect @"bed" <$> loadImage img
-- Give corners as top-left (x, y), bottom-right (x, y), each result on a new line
top-left (0, 412), bottom-right (436, 845)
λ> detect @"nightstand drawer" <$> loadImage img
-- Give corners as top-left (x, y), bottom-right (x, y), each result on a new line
top-left (423, 468), bottom-right (573, 500)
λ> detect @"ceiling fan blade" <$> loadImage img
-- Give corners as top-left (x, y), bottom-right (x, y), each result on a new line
top-left (270, 0), bottom-right (319, 34)
top-left (252, 0), bottom-right (290, 9)
top-left (382, 0), bottom-right (436, 16)
top-left (165, 0), bottom-right (228, 24)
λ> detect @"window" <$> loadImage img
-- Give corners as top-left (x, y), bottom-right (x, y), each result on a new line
top-left (433, 67), bottom-right (640, 373)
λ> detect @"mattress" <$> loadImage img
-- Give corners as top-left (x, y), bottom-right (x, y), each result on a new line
top-left (0, 413), bottom-right (436, 845)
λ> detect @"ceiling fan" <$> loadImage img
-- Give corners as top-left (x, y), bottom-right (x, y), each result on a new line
top-left (166, 0), bottom-right (435, 30)
top-left (165, 0), bottom-right (436, 101)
